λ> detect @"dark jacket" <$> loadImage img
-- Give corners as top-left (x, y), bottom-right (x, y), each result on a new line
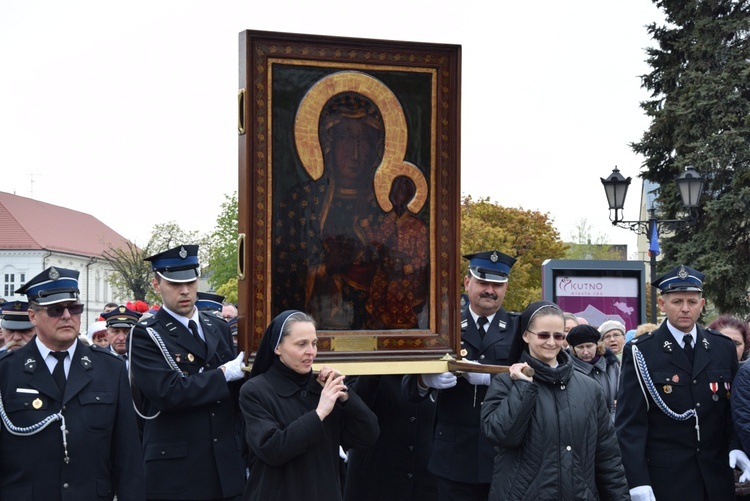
top-left (617, 323), bottom-right (739, 500)
top-left (481, 350), bottom-right (629, 500)
top-left (344, 375), bottom-right (437, 501)
top-left (571, 347), bottom-right (620, 417)
top-left (0, 338), bottom-right (145, 501)
top-left (733, 359), bottom-right (750, 462)
top-left (240, 363), bottom-right (379, 501)
top-left (130, 308), bottom-right (245, 500)
top-left (402, 307), bottom-right (518, 484)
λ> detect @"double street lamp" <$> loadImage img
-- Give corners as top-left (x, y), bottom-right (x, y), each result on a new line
top-left (600, 165), bottom-right (705, 322)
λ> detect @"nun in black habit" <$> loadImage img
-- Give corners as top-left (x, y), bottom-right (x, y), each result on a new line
top-left (239, 310), bottom-right (379, 501)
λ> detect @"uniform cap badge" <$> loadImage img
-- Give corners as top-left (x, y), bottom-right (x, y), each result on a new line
top-left (677, 265), bottom-right (689, 280)
top-left (48, 267), bottom-right (60, 280)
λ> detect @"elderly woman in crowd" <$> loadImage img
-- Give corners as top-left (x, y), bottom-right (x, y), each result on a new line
top-left (239, 310), bottom-right (379, 501)
top-left (599, 320), bottom-right (627, 362)
top-left (481, 300), bottom-right (628, 500)
top-left (567, 324), bottom-right (620, 419)
top-left (709, 315), bottom-right (750, 362)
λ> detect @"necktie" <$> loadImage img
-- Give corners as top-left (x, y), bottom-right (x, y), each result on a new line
top-left (51, 351), bottom-right (68, 393)
top-left (684, 334), bottom-right (695, 364)
top-left (477, 317), bottom-right (489, 339)
top-left (189, 320), bottom-right (205, 347)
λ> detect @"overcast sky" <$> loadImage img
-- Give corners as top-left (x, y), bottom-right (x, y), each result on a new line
top-left (1, 1), bottom-right (664, 256)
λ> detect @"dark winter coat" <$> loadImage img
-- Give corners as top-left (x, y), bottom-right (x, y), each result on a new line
top-left (481, 350), bottom-right (629, 501)
top-left (571, 347), bottom-right (620, 417)
top-left (240, 362), bottom-right (379, 501)
top-left (344, 375), bottom-right (437, 501)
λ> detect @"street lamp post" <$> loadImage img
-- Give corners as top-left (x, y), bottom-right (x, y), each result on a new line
top-left (600, 166), bottom-right (705, 323)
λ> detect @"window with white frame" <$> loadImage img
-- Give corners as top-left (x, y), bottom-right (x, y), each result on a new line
top-left (3, 272), bottom-right (25, 297)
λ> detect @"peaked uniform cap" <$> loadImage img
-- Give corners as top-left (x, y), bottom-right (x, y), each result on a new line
top-left (15, 267), bottom-right (80, 305)
top-left (145, 245), bottom-right (200, 283)
top-left (196, 292), bottom-right (225, 312)
top-left (463, 250), bottom-right (517, 284)
top-left (653, 264), bottom-right (704, 294)
top-left (1, 301), bottom-right (33, 330)
top-left (101, 305), bottom-right (141, 328)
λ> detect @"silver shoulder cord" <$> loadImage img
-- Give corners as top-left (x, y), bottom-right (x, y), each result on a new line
top-left (632, 344), bottom-right (700, 441)
top-left (0, 384), bottom-right (70, 463)
top-left (128, 325), bottom-right (187, 421)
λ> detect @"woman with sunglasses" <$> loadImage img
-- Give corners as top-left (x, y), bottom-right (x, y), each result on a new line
top-left (481, 301), bottom-right (628, 500)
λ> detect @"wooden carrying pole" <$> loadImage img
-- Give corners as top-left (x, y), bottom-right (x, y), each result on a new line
top-left (310, 354), bottom-right (535, 378)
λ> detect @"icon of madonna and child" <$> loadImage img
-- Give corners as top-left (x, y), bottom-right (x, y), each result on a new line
top-left (272, 71), bottom-right (431, 331)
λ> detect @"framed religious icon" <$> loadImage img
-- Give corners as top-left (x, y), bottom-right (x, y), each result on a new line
top-left (237, 30), bottom-right (461, 368)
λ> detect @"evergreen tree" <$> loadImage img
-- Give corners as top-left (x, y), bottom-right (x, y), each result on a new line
top-left (633, 0), bottom-right (750, 314)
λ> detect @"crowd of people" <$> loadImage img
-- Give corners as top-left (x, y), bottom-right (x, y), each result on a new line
top-left (3, 245), bottom-right (750, 500)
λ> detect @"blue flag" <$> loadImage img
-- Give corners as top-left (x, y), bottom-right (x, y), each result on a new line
top-left (648, 223), bottom-right (660, 256)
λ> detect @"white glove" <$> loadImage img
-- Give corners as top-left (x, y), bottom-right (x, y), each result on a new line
top-left (221, 351), bottom-right (246, 382)
top-left (460, 359), bottom-right (491, 386)
top-left (629, 485), bottom-right (655, 501)
top-left (730, 449), bottom-right (750, 482)
top-left (420, 372), bottom-right (457, 389)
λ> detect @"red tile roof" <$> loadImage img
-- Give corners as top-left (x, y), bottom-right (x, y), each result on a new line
top-left (0, 191), bottom-right (130, 256)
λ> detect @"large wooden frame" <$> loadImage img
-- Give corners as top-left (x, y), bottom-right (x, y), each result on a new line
top-left (237, 30), bottom-right (461, 365)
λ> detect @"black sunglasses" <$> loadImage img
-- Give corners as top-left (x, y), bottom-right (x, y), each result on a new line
top-left (527, 329), bottom-right (566, 341)
top-left (37, 303), bottom-right (85, 317)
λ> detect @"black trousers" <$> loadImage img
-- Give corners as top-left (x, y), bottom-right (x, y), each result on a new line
top-left (437, 476), bottom-right (490, 501)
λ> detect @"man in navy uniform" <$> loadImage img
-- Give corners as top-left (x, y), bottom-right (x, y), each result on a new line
top-left (102, 304), bottom-right (140, 363)
top-left (403, 250), bottom-right (518, 500)
top-left (616, 264), bottom-right (750, 501)
top-left (0, 300), bottom-right (36, 352)
top-left (129, 245), bottom-right (246, 501)
top-left (0, 267), bottom-right (145, 500)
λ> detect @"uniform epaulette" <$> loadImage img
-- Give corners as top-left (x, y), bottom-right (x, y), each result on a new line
top-left (137, 313), bottom-right (158, 327)
top-left (706, 328), bottom-right (734, 342)
top-left (200, 310), bottom-right (226, 322)
top-left (0, 349), bottom-right (14, 362)
top-left (629, 331), bottom-right (655, 344)
top-left (508, 311), bottom-right (521, 317)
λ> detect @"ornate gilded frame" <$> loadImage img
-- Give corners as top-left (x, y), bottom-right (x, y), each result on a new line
top-left (237, 30), bottom-right (461, 365)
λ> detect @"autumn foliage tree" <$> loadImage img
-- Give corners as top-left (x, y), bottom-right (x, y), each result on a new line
top-left (460, 196), bottom-right (568, 312)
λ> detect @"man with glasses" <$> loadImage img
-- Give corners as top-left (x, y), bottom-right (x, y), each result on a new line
top-left (0, 300), bottom-right (36, 352)
top-left (0, 266), bottom-right (144, 499)
top-left (404, 250), bottom-right (518, 501)
top-left (616, 264), bottom-right (750, 501)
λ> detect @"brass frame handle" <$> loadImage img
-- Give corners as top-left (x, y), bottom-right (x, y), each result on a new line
top-left (236, 233), bottom-right (245, 280)
top-left (237, 89), bottom-right (246, 135)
